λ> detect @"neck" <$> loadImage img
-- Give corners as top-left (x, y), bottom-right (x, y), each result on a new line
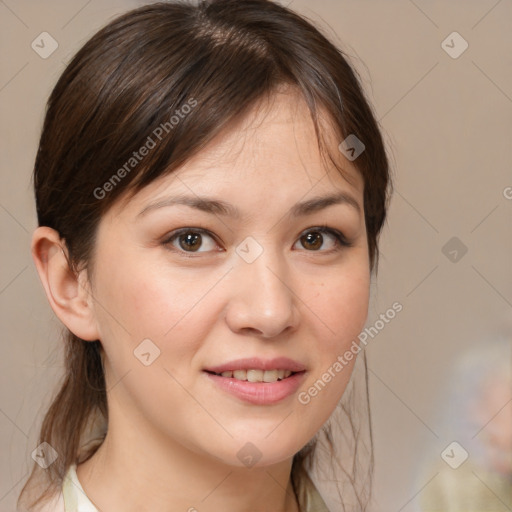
top-left (76, 410), bottom-right (300, 512)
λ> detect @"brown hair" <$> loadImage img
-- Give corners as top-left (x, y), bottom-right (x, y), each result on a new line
top-left (19, 1), bottom-right (391, 510)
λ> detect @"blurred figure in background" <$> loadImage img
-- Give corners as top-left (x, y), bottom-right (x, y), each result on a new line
top-left (419, 336), bottom-right (511, 511)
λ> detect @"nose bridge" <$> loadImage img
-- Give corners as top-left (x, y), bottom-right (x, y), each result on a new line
top-left (227, 237), bottom-right (298, 337)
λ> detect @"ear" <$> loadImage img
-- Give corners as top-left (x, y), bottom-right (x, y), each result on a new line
top-left (31, 226), bottom-right (100, 341)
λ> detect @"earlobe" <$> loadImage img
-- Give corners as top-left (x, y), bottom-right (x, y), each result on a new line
top-left (31, 226), bottom-right (100, 341)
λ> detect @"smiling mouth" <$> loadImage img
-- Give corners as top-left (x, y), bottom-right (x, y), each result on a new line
top-left (205, 369), bottom-right (301, 383)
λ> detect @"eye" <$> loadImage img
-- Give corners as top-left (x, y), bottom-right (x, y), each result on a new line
top-left (162, 228), bottom-right (220, 255)
top-left (294, 226), bottom-right (352, 252)
top-left (162, 225), bottom-right (352, 257)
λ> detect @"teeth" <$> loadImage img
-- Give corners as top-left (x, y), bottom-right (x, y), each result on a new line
top-left (233, 370), bottom-right (247, 380)
top-left (247, 369), bottom-right (264, 382)
top-left (217, 369), bottom-right (295, 382)
top-left (263, 370), bottom-right (278, 382)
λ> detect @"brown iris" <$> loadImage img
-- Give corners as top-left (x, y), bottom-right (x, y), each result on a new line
top-left (179, 232), bottom-right (202, 251)
top-left (301, 231), bottom-right (323, 250)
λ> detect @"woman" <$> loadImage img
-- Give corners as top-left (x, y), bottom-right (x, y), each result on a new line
top-left (18, 1), bottom-right (391, 510)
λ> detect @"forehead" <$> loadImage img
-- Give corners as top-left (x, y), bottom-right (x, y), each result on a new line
top-left (118, 89), bottom-right (364, 216)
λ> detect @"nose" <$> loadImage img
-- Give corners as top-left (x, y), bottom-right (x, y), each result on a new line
top-left (224, 247), bottom-right (300, 339)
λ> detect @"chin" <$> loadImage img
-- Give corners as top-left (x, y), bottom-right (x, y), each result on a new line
top-left (204, 435), bottom-right (305, 469)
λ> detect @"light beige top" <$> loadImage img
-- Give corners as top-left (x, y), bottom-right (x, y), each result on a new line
top-left (419, 463), bottom-right (512, 511)
top-left (37, 462), bottom-right (330, 512)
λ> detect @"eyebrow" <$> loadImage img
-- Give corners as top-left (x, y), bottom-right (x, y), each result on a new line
top-left (137, 191), bottom-right (362, 219)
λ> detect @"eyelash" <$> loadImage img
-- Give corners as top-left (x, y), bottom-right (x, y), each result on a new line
top-left (161, 225), bottom-right (353, 258)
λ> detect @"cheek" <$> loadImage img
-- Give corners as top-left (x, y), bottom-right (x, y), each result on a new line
top-left (94, 247), bottom-right (178, 332)
top-left (311, 264), bottom-right (370, 351)
top-left (92, 250), bottom-right (226, 368)
top-left (297, 260), bottom-right (370, 416)
top-left (90, 253), bottom-right (218, 412)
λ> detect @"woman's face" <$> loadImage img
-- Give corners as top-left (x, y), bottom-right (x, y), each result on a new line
top-left (87, 90), bottom-right (370, 468)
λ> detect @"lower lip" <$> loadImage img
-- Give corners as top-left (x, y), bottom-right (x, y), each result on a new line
top-left (204, 371), bottom-right (306, 405)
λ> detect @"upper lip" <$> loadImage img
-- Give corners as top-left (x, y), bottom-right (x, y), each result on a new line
top-left (204, 357), bottom-right (306, 374)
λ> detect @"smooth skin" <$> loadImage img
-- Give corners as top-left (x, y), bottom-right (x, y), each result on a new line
top-left (32, 88), bottom-right (370, 512)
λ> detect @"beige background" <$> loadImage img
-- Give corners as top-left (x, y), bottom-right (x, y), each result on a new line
top-left (1, 0), bottom-right (511, 510)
